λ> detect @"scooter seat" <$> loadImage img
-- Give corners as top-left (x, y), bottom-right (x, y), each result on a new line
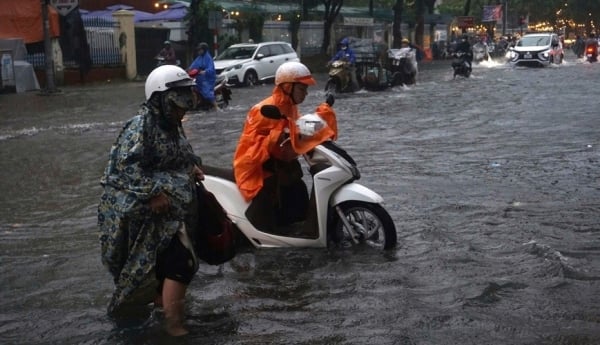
top-left (202, 165), bottom-right (235, 182)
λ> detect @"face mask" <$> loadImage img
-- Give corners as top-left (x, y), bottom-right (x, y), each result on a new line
top-left (165, 88), bottom-right (194, 110)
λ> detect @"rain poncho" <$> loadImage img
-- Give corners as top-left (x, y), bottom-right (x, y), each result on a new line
top-left (97, 103), bottom-right (199, 314)
top-left (233, 86), bottom-right (337, 201)
top-left (189, 52), bottom-right (216, 102)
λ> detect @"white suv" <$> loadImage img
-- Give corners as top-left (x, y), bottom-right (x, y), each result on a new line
top-left (508, 33), bottom-right (564, 67)
top-left (214, 42), bottom-right (299, 86)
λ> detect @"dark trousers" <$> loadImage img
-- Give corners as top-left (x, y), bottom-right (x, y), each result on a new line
top-left (245, 159), bottom-right (309, 233)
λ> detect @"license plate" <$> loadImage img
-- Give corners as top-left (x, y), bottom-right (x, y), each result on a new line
top-left (524, 53), bottom-right (532, 59)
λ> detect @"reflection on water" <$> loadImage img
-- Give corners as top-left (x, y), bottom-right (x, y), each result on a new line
top-left (1, 55), bottom-right (600, 344)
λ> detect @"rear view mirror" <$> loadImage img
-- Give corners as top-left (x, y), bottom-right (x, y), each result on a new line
top-left (260, 105), bottom-right (283, 119)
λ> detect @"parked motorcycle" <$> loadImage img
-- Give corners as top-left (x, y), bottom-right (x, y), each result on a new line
top-left (324, 60), bottom-right (358, 94)
top-left (188, 69), bottom-right (232, 110)
top-left (387, 48), bottom-right (418, 86)
top-left (201, 105), bottom-right (398, 250)
top-left (585, 43), bottom-right (598, 63)
top-left (361, 65), bottom-right (391, 91)
top-left (451, 52), bottom-right (472, 79)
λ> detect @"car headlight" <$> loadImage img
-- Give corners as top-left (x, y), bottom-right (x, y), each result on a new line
top-left (234, 64), bottom-right (243, 70)
top-left (541, 49), bottom-right (551, 58)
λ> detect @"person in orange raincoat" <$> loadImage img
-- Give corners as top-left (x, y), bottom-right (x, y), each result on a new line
top-left (233, 61), bottom-right (337, 233)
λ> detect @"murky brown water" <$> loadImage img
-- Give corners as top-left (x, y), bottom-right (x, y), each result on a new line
top-left (1, 52), bottom-right (600, 344)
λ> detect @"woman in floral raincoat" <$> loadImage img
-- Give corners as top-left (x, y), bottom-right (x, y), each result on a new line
top-left (98, 65), bottom-right (203, 336)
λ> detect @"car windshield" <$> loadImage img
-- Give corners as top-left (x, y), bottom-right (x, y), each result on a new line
top-left (518, 36), bottom-right (550, 47)
top-left (215, 46), bottom-right (257, 60)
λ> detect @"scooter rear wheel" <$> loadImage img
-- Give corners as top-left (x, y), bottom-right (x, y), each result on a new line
top-left (331, 201), bottom-right (397, 250)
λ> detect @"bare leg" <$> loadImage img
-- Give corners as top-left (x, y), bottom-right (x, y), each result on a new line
top-left (162, 278), bottom-right (189, 336)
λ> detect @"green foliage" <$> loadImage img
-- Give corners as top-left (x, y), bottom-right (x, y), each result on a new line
top-left (435, 0), bottom-right (464, 16)
top-left (185, 1), bottom-right (223, 48)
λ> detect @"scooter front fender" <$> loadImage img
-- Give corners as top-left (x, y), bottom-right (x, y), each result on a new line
top-left (330, 182), bottom-right (384, 207)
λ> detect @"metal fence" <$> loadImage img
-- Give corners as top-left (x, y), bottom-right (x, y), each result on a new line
top-left (26, 16), bottom-right (122, 68)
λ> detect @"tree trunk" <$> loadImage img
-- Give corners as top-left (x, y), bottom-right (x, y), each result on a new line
top-left (415, 0), bottom-right (425, 48)
top-left (392, 0), bottom-right (404, 48)
top-left (463, 0), bottom-right (472, 34)
top-left (320, 0), bottom-right (343, 55)
top-left (463, 0), bottom-right (472, 16)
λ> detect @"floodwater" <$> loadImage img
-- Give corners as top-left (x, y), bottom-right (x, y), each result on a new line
top-left (1, 51), bottom-right (600, 345)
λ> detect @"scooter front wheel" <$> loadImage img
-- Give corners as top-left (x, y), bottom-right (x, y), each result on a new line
top-left (331, 201), bottom-right (397, 250)
top-left (324, 79), bottom-right (339, 95)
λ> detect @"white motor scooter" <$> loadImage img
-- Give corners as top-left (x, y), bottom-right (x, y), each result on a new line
top-left (201, 105), bottom-right (397, 250)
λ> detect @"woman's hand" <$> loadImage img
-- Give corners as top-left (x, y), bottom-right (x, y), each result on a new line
top-left (192, 165), bottom-right (204, 181)
top-left (149, 192), bottom-right (170, 214)
top-left (276, 134), bottom-right (297, 161)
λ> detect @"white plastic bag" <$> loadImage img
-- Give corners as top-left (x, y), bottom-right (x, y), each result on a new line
top-left (296, 113), bottom-right (327, 136)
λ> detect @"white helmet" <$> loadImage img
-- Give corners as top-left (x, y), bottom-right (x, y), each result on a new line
top-left (275, 61), bottom-right (316, 86)
top-left (145, 65), bottom-right (195, 100)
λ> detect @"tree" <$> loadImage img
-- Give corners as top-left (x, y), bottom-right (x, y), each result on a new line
top-left (392, 0), bottom-right (404, 48)
top-left (186, 0), bottom-right (220, 53)
top-left (321, 0), bottom-right (344, 54)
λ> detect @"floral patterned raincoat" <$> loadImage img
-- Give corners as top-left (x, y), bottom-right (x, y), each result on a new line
top-left (97, 103), bottom-right (199, 314)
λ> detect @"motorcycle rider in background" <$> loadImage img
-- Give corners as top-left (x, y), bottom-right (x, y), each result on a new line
top-left (456, 34), bottom-right (473, 69)
top-left (329, 38), bottom-right (359, 91)
top-left (584, 33), bottom-right (598, 62)
top-left (187, 42), bottom-right (219, 111)
top-left (158, 40), bottom-right (178, 65)
top-left (402, 38), bottom-right (424, 62)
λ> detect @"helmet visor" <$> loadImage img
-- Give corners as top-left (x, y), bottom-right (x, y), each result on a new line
top-left (166, 78), bottom-right (195, 89)
top-left (296, 75), bottom-right (316, 86)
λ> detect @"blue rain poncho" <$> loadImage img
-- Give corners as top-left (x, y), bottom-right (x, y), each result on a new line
top-left (189, 52), bottom-right (216, 102)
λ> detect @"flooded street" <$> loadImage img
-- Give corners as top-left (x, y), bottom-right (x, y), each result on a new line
top-left (1, 51), bottom-right (600, 344)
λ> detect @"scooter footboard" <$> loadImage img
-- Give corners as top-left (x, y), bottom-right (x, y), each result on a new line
top-left (330, 182), bottom-right (384, 206)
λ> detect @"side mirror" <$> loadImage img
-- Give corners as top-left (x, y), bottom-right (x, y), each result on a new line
top-left (255, 53), bottom-right (265, 60)
top-left (260, 105), bottom-right (283, 119)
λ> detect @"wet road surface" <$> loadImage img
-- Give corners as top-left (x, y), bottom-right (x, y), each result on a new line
top-left (1, 51), bottom-right (600, 344)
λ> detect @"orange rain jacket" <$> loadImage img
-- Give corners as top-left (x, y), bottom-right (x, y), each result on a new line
top-left (233, 86), bottom-right (337, 201)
